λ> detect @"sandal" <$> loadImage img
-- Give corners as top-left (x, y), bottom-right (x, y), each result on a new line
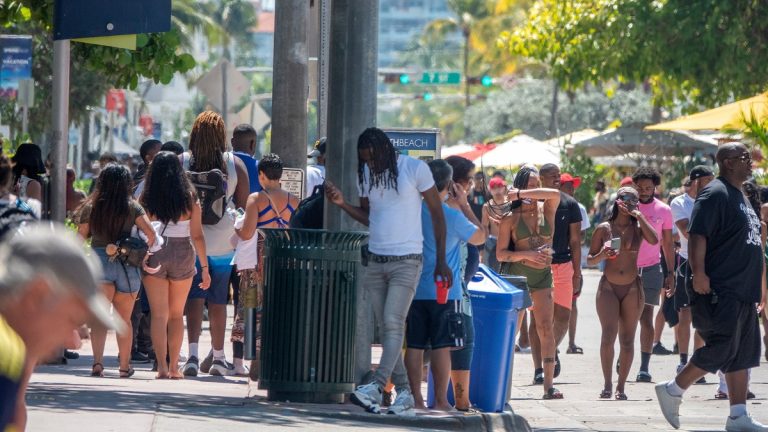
top-left (566, 345), bottom-right (584, 354)
top-left (533, 368), bottom-right (544, 385)
top-left (748, 391), bottom-right (756, 400)
top-left (119, 367), bottom-right (135, 378)
top-left (456, 406), bottom-right (480, 415)
top-left (599, 389), bottom-right (612, 399)
top-left (91, 363), bottom-right (104, 377)
top-left (715, 390), bottom-right (728, 400)
top-left (543, 387), bottom-right (564, 400)
top-left (615, 391), bottom-right (628, 401)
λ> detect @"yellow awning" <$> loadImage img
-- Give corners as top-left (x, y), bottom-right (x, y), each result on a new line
top-left (646, 92), bottom-right (768, 131)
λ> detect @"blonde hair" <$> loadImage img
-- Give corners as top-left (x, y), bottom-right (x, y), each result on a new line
top-left (188, 111), bottom-right (227, 174)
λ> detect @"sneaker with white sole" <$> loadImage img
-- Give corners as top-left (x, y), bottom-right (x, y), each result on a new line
top-left (234, 362), bottom-right (250, 377)
top-left (209, 359), bottom-right (235, 376)
top-left (387, 388), bottom-right (416, 417)
top-left (350, 382), bottom-right (383, 414)
top-left (726, 414), bottom-right (768, 432)
top-left (655, 381), bottom-right (683, 429)
top-left (182, 356), bottom-right (199, 377)
top-left (200, 350), bottom-right (214, 374)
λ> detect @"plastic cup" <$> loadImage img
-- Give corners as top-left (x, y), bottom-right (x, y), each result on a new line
top-left (436, 279), bottom-right (449, 304)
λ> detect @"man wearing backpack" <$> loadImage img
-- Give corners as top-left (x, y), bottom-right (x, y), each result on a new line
top-left (306, 137), bottom-right (326, 197)
top-left (180, 111), bottom-right (250, 377)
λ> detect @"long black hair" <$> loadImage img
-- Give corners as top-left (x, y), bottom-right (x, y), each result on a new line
top-left (743, 178), bottom-right (762, 217)
top-left (87, 164), bottom-right (134, 241)
top-left (11, 143), bottom-right (45, 184)
top-left (357, 127), bottom-right (398, 192)
top-left (140, 151), bottom-right (195, 224)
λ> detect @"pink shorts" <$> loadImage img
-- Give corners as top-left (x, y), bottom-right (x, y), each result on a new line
top-left (551, 263), bottom-right (575, 310)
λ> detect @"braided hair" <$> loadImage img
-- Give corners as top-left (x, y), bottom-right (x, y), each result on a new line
top-left (357, 128), bottom-right (398, 193)
top-left (189, 111), bottom-right (227, 174)
top-left (509, 165), bottom-right (539, 210)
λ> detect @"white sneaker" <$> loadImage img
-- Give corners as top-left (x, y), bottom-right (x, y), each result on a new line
top-left (350, 382), bottom-right (383, 414)
top-left (655, 381), bottom-right (683, 429)
top-left (234, 362), bottom-right (249, 377)
top-left (209, 359), bottom-right (235, 376)
top-left (726, 415), bottom-right (768, 432)
top-left (387, 388), bottom-right (416, 417)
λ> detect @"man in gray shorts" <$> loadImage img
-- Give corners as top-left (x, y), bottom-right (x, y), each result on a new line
top-left (632, 167), bottom-right (675, 383)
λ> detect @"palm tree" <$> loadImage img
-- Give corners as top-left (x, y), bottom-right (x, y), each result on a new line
top-left (423, 0), bottom-right (532, 107)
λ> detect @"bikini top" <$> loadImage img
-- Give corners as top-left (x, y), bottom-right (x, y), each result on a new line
top-left (608, 221), bottom-right (643, 252)
top-left (515, 212), bottom-right (552, 250)
top-left (256, 191), bottom-right (296, 228)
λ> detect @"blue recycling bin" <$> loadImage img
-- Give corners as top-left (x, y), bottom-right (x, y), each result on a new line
top-left (426, 264), bottom-right (525, 412)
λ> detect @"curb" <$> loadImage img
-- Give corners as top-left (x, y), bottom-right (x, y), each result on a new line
top-left (243, 399), bottom-right (533, 431)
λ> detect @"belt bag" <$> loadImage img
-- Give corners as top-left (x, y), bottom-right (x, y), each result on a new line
top-left (112, 237), bottom-right (148, 268)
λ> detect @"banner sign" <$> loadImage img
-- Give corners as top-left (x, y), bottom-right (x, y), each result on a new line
top-left (54, 0), bottom-right (171, 40)
top-left (384, 128), bottom-right (440, 162)
top-left (0, 35), bottom-right (33, 100)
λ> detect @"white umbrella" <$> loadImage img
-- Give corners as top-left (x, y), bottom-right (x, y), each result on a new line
top-left (475, 134), bottom-right (560, 168)
top-left (440, 144), bottom-right (474, 158)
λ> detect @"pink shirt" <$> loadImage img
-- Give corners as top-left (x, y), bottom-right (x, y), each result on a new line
top-left (637, 198), bottom-right (673, 268)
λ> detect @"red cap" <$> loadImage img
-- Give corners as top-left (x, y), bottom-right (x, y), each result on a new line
top-left (488, 177), bottom-right (507, 189)
top-left (620, 176), bottom-right (634, 186)
top-left (560, 173), bottom-right (581, 189)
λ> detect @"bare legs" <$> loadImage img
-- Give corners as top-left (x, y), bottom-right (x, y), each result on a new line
top-left (145, 275), bottom-right (193, 378)
top-left (530, 289), bottom-right (556, 395)
top-left (91, 283), bottom-right (137, 374)
top-left (530, 304), bottom-right (571, 369)
top-left (405, 348), bottom-right (453, 411)
top-left (568, 297), bottom-right (579, 349)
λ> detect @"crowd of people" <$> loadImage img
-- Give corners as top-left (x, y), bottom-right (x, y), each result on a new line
top-left (1, 115), bottom-right (767, 430)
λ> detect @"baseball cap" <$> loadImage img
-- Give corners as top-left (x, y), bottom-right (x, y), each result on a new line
top-left (488, 177), bottom-right (507, 189)
top-left (0, 224), bottom-right (126, 334)
top-left (308, 137), bottom-right (327, 158)
top-left (620, 176), bottom-right (634, 186)
top-left (689, 165), bottom-right (715, 181)
top-left (560, 173), bottom-right (581, 189)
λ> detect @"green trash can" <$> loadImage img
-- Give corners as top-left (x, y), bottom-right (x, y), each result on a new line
top-left (255, 228), bottom-right (368, 403)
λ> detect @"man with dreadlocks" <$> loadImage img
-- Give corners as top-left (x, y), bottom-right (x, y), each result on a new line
top-left (179, 111), bottom-right (250, 378)
top-left (326, 127), bottom-right (452, 416)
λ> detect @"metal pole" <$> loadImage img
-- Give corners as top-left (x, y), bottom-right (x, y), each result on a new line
top-left (51, 39), bottom-right (70, 222)
top-left (21, 106), bottom-right (28, 136)
top-left (324, 0), bottom-right (379, 385)
top-left (271, 0), bottom-right (309, 171)
top-left (318, 0), bottom-right (331, 137)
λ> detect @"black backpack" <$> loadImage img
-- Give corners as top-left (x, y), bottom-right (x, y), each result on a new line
top-left (289, 184), bottom-right (325, 229)
top-left (184, 154), bottom-right (228, 225)
top-left (0, 198), bottom-right (38, 240)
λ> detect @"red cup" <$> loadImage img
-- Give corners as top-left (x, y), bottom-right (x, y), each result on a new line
top-left (436, 279), bottom-right (450, 304)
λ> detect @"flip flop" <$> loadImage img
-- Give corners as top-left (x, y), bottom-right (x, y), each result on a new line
top-left (91, 363), bottom-right (104, 377)
top-left (543, 387), bottom-right (564, 400)
top-left (748, 391), bottom-right (756, 400)
top-left (119, 367), bottom-right (135, 378)
top-left (566, 345), bottom-right (584, 354)
top-left (715, 390), bottom-right (728, 400)
top-left (615, 391), bottom-right (628, 401)
top-left (599, 389), bottom-right (612, 399)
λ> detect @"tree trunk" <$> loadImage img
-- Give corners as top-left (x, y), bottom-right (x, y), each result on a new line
top-left (549, 80), bottom-right (560, 139)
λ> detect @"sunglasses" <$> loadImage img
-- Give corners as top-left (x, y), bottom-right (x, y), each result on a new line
top-left (726, 153), bottom-right (752, 163)
top-left (618, 194), bottom-right (639, 204)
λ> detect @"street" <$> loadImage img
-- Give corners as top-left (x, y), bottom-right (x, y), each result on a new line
top-left (26, 269), bottom-right (767, 431)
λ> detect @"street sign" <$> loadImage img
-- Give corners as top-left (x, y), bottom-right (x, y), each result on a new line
top-left (54, 0), bottom-right (171, 40)
top-left (196, 60), bottom-right (251, 112)
top-left (0, 35), bottom-right (32, 100)
top-left (419, 71), bottom-right (461, 85)
top-left (384, 128), bottom-right (440, 162)
top-left (280, 168), bottom-right (305, 200)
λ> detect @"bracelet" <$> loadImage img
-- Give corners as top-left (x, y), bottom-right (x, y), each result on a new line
top-left (201, 265), bottom-right (209, 269)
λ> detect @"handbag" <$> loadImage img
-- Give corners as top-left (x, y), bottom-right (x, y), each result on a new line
top-left (113, 237), bottom-right (149, 268)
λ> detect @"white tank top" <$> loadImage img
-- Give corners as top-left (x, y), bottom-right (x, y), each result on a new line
top-left (182, 151), bottom-right (238, 256)
top-left (162, 219), bottom-right (191, 238)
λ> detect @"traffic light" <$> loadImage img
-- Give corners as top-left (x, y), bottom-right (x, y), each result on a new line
top-left (382, 72), bottom-right (412, 84)
top-left (399, 74), bottom-right (410, 85)
top-left (414, 92), bottom-right (434, 101)
top-left (481, 75), bottom-right (493, 87)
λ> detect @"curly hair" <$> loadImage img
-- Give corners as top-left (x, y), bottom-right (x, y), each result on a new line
top-left (189, 111), bottom-right (227, 174)
top-left (258, 153), bottom-right (284, 181)
top-left (631, 166), bottom-right (661, 186)
top-left (357, 127), bottom-right (398, 192)
top-left (140, 151), bottom-right (195, 224)
top-left (87, 164), bottom-right (135, 241)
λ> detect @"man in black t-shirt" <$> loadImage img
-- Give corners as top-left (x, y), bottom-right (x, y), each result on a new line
top-left (655, 143), bottom-right (766, 431)
top-left (532, 164), bottom-right (582, 380)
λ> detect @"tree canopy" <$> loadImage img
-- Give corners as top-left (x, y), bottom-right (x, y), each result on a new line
top-left (507, 0), bottom-right (768, 107)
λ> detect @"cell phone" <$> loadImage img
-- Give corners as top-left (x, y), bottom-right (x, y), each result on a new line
top-left (610, 237), bottom-right (621, 250)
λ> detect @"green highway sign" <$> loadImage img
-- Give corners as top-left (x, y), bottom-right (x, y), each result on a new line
top-left (419, 71), bottom-right (461, 85)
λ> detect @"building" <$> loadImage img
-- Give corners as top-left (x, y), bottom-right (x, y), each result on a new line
top-left (378, 0), bottom-right (456, 67)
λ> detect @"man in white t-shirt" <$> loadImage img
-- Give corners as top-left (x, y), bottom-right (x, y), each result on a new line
top-left (306, 137), bottom-right (326, 197)
top-left (669, 166), bottom-right (714, 374)
top-left (326, 127), bottom-right (451, 416)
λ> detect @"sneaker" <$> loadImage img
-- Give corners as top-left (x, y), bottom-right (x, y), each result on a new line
top-left (387, 388), bottom-right (416, 417)
top-left (382, 389), bottom-right (396, 408)
top-left (209, 359), bottom-right (235, 376)
top-left (676, 363), bottom-right (685, 374)
top-left (64, 350), bottom-right (80, 360)
top-left (200, 351), bottom-right (214, 374)
top-left (533, 368), bottom-right (544, 385)
top-left (233, 362), bottom-right (250, 377)
top-left (350, 382), bottom-right (383, 414)
top-left (131, 350), bottom-right (151, 364)
top-left (726, 414), bottom-right (768, 431)
top-left (637, 371), bottom-right (653, 382)
top-left (653, 343), bottom-right (674, 356)
top-left (655, 381), bottom-right (683, 429)
top-left (695, 376), bottom-right (707, 384)
top-left (182, 356), bottom-right (199, 377)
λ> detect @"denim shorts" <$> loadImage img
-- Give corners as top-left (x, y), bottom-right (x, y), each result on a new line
top-left (188, 253), bottom-right (234, 305)
top-left (94, 247), bottom-right (142, 294)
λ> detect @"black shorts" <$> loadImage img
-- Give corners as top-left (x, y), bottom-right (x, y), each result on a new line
top-left (674, 257), bottom-right (693, 310)
top-left (690, 293), bottom-right (761, 374)
top-left (406, 300), bottom-right (465, 350)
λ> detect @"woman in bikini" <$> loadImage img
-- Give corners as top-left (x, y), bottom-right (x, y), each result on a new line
top-left (588, 186), bottom-right (657, 400)
top-left (232, 153), bottom-right (299, 379)
top-left (496, 166), bottom-right (562, 399)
